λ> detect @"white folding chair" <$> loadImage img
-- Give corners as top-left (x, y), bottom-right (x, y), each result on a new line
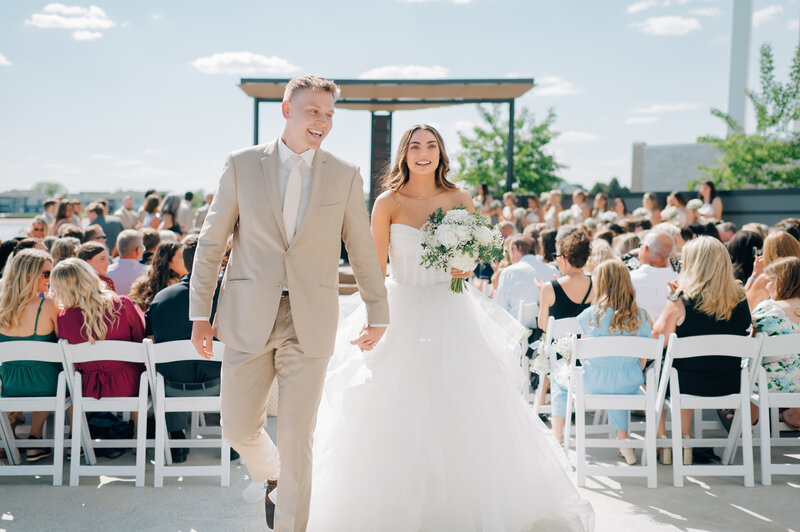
top-left (0, 341), bottom-right (68, 485)
top-left (517, 302), bottom-right (539, 329)
top-left (144, 339), bottom-right (230, 488)
top-left (654, 333), bottom-right (763, 487)
top-left (747, 334), bottom-right (800, 485)
top-left (569, 335), bottom-right (664, 488)
top-left (533, 316), bottom-right (581, 419)
top-left (60, 339), bottom-right (150, 487)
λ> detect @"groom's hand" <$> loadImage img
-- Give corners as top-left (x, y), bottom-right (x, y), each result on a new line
top-left (351, 325), bottom-right (387, 352)
top-left (191, 320), bottom-right (215, 359)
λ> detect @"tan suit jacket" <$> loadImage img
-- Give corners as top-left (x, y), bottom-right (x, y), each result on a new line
top-left (190, 140), bottom-right (389, 356)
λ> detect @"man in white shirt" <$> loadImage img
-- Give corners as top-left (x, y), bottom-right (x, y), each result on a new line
top-left (114, 195), bottom-right (139, 229)
top-left (494, 234), bottom-right (558, 327)
top-left (630, 231), bottom-right (679, 322)
top-left (107, 230), bottom-right (149, 295)
top-left (177, 192), bottom-right (194, 232)
top-left (193, 193), bottom-right (214, 230)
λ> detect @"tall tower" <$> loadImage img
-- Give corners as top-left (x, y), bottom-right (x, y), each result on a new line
top-left (727, 0), bottom-right (753, 134)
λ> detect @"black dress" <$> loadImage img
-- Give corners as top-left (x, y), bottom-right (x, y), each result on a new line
top-left (673, 295), bottom-right (752, 396)
top-left (549, 278), bottom-right (593, 320)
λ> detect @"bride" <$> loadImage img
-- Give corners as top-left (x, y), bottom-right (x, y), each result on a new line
top-left (307, 124), bottom-right (594, 531)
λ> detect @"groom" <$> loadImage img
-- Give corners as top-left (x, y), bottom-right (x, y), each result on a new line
top-left (190, 75), bottom-right (389, 531)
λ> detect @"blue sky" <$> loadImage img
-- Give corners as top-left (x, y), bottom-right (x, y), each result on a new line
top-left (0, 0), bottom-right (798, 196)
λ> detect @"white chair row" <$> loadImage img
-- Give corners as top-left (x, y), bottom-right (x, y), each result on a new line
top-left (541, 315), bottom-right (800, 488)
top-left (0, 339), bottom-right (229, 488)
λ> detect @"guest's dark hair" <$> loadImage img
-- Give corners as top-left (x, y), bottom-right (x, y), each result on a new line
top-left (77, 242), bottom-right (107, 262)
top-left (679, 225), bottom-right (693, 242)
top-left (540, 229), bottom-right (557, 262)
top-left (83, 224), bottom-right (105, 243)
top-left (182, 235), bottom-right (199, 274)
top-left (606, 223), bottom-right (623, 236)
top-left (669, 190), bottom-right (687, 207)
top-left (703, 222), bottom-right (721, 240)
top-left (144, 194), bottom-right (160, 214)
top-left (55, 200), bottom-right (72, 222)
top-left (595, 230), bottom-right (614, 246)
top-left (636, 220), bottom-right (652, 231)
top-left (558, 229), bottom-right (592, 269)
top-left (726, 231), bottom-right (763, 284)
top-left (13, 239), bottom-right (40, 255)
top-left (129, 241), bottom-right (183, 311)
top-left (688, 223), bottom-right (707, 238)
top-left (770, 223), bottom-right (800, 241)
top-left (184, 191), bottom-right (194, 202)
top-left (619, 220), bottom-right (637, 233)
top-left (508, 235), bottom-right (534, 256)
top-left (699, 180), bottom-right (718, 201)
top-left (0, 238), bottom-right (24, 277)
top-left (144, 189), bottom-right (156, 199)
top-left (86, 202), bottom-right (104, 216)
top-left (141, 227), bottom-right (160, 251)
top-left (57, 224), bottom-right (83, 240)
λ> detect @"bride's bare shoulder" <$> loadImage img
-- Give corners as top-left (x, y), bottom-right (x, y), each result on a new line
top-left (445, 187), bottom-right (475, 211)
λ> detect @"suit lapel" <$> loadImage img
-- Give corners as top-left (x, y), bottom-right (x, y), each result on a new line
top-left (290, 150), bottom-right (327, 247)
top-left (260, 141), bottom-right (289, 247)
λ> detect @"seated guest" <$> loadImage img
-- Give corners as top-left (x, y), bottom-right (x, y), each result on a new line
top-left (82, 224), bottom-right (107, 245)
top-left (726, 230), bottom-right (763, 284)
top-left (56, 223), bottom-right (83, 240)
top-left (493, 234), bottom-right (558, 326)
top-left (584, 239), bottom-right (616, 275)
top-left (747, 231), bottom-right (800, 310)
top-left (144, 235), bottom-right (222, 462)
top-left (1, 238), bottom-right (24, 276)
top-left (577, 259), bottom-right (652, 465)
top-left (12, 238), bottom-right (47, 255)
top-left (159, 194), bottom-right (185, 236)
top-left (107, 230), bottom-right (149, 296)
top-left (114, 195), bottom-right (139, 230)
top-left (77, 242), bottom-right (116, 292)
top-left (539, 229), bottom-right (558, 265)
top-left (129, 241), bottom-right (187, 312)
top-left (0, 250), bottom-right (61, 461)
top-left (52, 199), bottom-right (75, 236)
top-left (49, 237), bottom-right (81, 265)
top-left (86, 202), bottom-right (124, 255)
top-left (716, 221), bottom-right (737, 243)
top-left (50, 258), bottom-right (145, 401)
top-left (538, 228), bottom-right (593, 443)
top-left (653, 236), bottom-right (751, 465)
top-left (140, 228), bottom-right (160, 266)
top-left (751, 257), bottom-right (800, 429)
top-left (26, 216), bottom-right (48, 240)
top-left (630, 231), bottom-right (679, 322)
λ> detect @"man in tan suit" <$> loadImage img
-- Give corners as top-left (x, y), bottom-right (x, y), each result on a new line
top-left (190, 75), bottom-right (389, 531)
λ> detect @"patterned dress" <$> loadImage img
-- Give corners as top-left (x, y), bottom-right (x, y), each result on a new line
top-left (752, 299), bottom-right (800, 392)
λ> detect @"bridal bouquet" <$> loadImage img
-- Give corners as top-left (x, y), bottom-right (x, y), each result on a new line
top-left (419, 206), bottom-right (504, 294)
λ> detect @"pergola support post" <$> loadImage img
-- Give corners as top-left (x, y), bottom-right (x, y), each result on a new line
top-left (253, 98), bottom-right (261, 145)
top-left (369, 111), bottom-right (393, 208)
top-left (506, 98), bottom-right (515, 193)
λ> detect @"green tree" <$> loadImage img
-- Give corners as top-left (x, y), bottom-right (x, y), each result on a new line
top-left (455, 104), bottom-right (564, 195)
top-left (589, 177), bottom-right (630, 196)
top-left (697, 43), bottom-right (800, 189)
top-left (32, 181), bottom-right (68, 197)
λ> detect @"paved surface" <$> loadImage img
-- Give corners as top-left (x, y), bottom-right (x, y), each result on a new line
top-left (2, 414), bottom-right (799, 532)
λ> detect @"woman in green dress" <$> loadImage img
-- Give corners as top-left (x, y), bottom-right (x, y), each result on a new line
top-left (0, 249), bottom-right (61, 461)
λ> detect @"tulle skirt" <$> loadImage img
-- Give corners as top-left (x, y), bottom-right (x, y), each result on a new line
top-left (308, 279), bottom-right (594, 532)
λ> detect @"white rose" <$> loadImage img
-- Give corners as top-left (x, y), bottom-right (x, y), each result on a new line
top-left (435, 225), bottom-right (459, 248)
top-left (442, 209), bottom-right (470, 224)
top-left (476, 226), bottom-right (493, 246)
top-left (453, 225), bottom-right (471, 243)
top-left (449, 252), bottom-right (477, 272)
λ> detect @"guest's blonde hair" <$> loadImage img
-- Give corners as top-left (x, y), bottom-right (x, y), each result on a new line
top-left (50, 257), bottom-right (119, 344)
top-left (283, 75), bottom-right (340, 101)
top-left (585, 239), bottom-right (617, 274)
top-left (590, 259), bottom-right (645, 334)
top-left (679, 236), bottom-right (745, 320)
top-left (0, 249), bottom-right (52, 331)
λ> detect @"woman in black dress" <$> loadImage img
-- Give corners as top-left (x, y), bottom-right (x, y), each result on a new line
top-left (653, 236), bottom-right (751, 464)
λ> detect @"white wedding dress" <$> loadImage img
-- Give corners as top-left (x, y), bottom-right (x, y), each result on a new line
top-left (307, 224), bottom-right (594, 532)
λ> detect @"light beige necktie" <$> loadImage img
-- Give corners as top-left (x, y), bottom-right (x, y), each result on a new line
top-left (283, 155), bottom-right (303, 242)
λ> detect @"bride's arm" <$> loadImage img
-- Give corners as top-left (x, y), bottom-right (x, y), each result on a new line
top-left (370, 192), bottom-right (395, 278)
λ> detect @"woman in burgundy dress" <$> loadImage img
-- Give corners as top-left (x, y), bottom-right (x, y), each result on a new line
top-left (49, 257), bottom-right (145, 401)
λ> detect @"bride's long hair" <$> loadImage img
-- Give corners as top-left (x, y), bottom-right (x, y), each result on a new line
top-left (381, 124), bottom-right (455, 192)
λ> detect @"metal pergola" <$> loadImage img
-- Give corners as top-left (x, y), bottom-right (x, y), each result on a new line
top-left (238, 78), bottom-right (535, 201)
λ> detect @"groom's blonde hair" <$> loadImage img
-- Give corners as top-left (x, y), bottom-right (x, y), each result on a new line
top-left (283, 75), bottom-right (341, 101)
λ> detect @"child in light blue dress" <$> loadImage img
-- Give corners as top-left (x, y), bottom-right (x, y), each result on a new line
top-left (576, 259), bottom-right (652, 464)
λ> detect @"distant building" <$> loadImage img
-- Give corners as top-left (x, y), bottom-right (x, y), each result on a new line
top-left (631, 142), bottom-right (722, 193)
top-left (0, 189), bottom-right (149, 215)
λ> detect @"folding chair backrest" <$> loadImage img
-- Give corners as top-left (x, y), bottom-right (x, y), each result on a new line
top-left (572, 335), bottom-right (664, 361)
top-left (758, 333), bottom-right (800, 364)
top-left (545, 316), bottom-right (582, 344)
top-left (60, 339), bottom-right (148, 398)
top-left (0, 340), bottom-right (64, 364)
top-left (517, 302), bottom-right (539, 329)
top-left (147, 339), bottom-right (225, 365)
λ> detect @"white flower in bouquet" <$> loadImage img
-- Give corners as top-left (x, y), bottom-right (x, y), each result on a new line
top-left (686, 198), bottom-right (703, 211)
top-left (419, 206), bottom-right (504, 294)
top-left (551, 334), bottom-right (576, 366)
top-left (661, 205), bottom-right (680, 221)
top-left (490, 199), bottom-right (502, 210)
top-left (472, 197), bottom-right (484, 210)
top-left (513, 207), bottom-right (527, 220)
top-left (530, 352), bottom-right (551, 376)
top-left (557, 210), bottom-right (572, 225)
top-left (599, 211), bottom-right (617, 224)
top-left (583, 217), bottom-right (598, 229)
top-left (632, 207), bottom-right (650, 220)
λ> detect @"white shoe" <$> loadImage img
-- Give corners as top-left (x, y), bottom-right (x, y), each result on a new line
top-left (243, 480), bottom-right (268, 503)
top-left (683, 446), bottom-right (693, 465)
top-left (618, 447), bottom-right (637, 465)
top-left (657, 437), bottom-right (672, 465)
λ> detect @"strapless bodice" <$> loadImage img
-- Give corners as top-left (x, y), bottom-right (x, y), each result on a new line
top-left (388, 224), bottom-right (450, 287)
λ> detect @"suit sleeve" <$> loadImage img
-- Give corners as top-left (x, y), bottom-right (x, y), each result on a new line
top-left (340, 167), bottom-right (390, 326)
top-left (190, 154), bottom-right (239, 320)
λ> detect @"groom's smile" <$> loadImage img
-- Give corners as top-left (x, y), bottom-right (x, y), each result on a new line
top-left (281, 87), bottom-right (335, 152)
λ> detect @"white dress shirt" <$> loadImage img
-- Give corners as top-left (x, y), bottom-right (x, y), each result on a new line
top-left (629, 264), bottom-right (679, 323)
top-left (494, 255), bottom-right (558, 326)
top-left (107, 258), bottom-right (150, 297)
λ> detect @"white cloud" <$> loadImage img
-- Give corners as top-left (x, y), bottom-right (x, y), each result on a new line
top-left (25, 4), bottom-right (115, 30)
top-left (626, 1), bottom-right (658, 14)
top-left (401, 0), bottom-right (472, 3)
top-left (553, 131), bottom-right (608, 143)
top-left (533, 75), bottom-right (580, 96)
top-left (632, 101), bottom-right (701, 113)
top-left (0, 53), bottom-right (11, 66)
top-left (630, 16), bottom-right (701, 35)
top-left (689, 7), bottom-right (722, 17)
top-left (191, 52), bottom-right (301, 75)
top-left (625, 116), bottom-right (660, 124)
top-left (72, 30), bottom-right (102, 41)
top-left (144, 148), bottom-right (166, 155)
top-left (151, 13), bottom-right (163, 21)
top-left (90, 153), bottom-right (118, 161)
top-left (790, 20), bottom-right (800, 31)
top-left (358, 65), bottom-right (448, 79)
top-left (753, 5), bottom-right (783, 27)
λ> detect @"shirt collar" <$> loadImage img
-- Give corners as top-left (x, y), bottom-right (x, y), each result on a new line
top-left (278, 138), bottom-right (315, 168)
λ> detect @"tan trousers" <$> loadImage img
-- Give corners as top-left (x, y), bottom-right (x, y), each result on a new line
top-left (221, 295), bottom-right (329, 532)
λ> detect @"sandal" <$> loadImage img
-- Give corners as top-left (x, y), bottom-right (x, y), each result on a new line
top-left (717, 409), bottom-right (734, 433)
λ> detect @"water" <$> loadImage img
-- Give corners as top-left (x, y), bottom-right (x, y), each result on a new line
top-left (0, 221), bottom-right (29, 241)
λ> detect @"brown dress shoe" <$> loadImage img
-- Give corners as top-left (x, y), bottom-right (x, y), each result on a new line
top-left (264, 479), bottom-right (278, 529)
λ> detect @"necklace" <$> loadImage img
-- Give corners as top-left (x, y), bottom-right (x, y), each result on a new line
top-left (397, 188), bottom-right (441, 201)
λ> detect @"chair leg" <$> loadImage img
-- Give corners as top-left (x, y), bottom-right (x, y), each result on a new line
top-left (563, 381), bottom-right (573, 458)
top-left (154, 404), bottom-right (166, 488)
top-left (70, 398), bottom-right (82, 487)
top-left (576, 391), bottom-right (586, 486)
top-left (646, 405), bottom-right (657, 488)
top-left (135, 400), bottom-right (147, 488)
top-left (53, 401), bottom-right (66, 486)
top-left (221, 436), bottom-right (231, 487)
top-left (0, 410), bottom-right (22, 465)
top-left (739, 379), bottom-right (754, 488)
top-left (760, 402), bottom-right (771, 486)
top-left (670, 385), bottom-right (683, 487)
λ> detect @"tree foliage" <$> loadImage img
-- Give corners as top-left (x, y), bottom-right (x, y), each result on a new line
top-left (455, 104), bottom-right (564, 195)
top-left (32, 181), bottom-right (68, 197)
top-left (698, 43), bottom-right (800, 189)
top-left (589, 177), bottom-right (630, 196)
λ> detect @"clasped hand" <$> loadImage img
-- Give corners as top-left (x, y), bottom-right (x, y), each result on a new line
top-left (351, 324), bottom-right (387, 352)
